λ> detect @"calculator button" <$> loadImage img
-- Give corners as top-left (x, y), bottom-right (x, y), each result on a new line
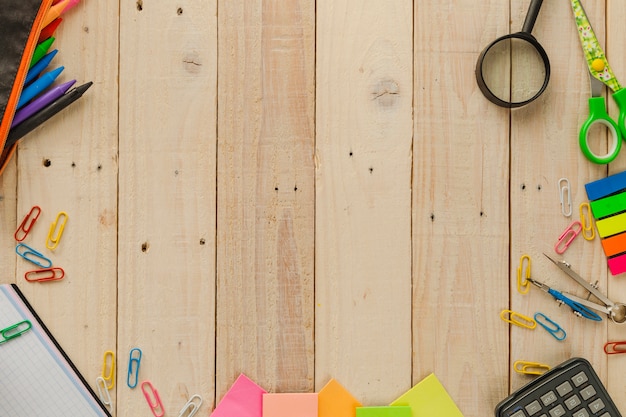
top-left (540, 391), bottom-right (557, 406)
top-left (573, 409), bottom-right (590, 417)
top-left (589, 398), bottom-right (605, 414)
top-left (580, 385), bottom-right (597, 401)
top-left (510, 410), bottom-right (525, 417)
top-left (556, 381), bottom-right (573, 397)
top-left (525, 400), bottom-right (542, 415)
top-left (549, 404), bottom-right (566, 417)
top-left (564, 394), bottom-right (582, 410)
top-left (572, 371), bottom-right (589, 387)
top-left (598, 413), bottom-right (611, 417)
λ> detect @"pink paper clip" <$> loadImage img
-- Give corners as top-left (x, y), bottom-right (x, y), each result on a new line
top-left (25, 267), bottom-right (65, 282)
top-left (141, 380), bottom-right (165, 417)
top-left (555, 221), bottom-right (582, 254)
top-left (14, 206), bottom-right (42, 241)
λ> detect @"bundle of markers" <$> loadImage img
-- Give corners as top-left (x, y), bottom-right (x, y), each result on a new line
top-left (4, 0), bottom-right (92, 152)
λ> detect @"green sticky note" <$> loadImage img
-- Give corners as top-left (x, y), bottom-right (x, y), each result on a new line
top-left (390, 374), bottom-right (464, 417)
top-left (356, 406), bottom-right (411, 417)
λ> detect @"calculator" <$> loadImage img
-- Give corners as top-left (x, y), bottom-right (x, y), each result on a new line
top-left (495, 357), bottom-right (622, 417)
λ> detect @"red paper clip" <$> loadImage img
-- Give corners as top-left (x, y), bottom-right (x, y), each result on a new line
top-left (14, 206), bottom-right (42, 241)
top-left (141, 380), bottom-right (165, 417)
top-left (24, 267), bottom-right (65, 282)
top-left (604, 341), bottom-right (626, 354)
top-left (555, 221), bottom-right (582, 254)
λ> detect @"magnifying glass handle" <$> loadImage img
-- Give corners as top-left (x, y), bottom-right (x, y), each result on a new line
top-left (579, 97), bottom-right (622, 164)
top-left (522, 0), bottom-right (545, 34)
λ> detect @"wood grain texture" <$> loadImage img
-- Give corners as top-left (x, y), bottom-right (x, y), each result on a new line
top-left (118, 1), bottom-right (217, 415)
top-left (0, 160), bottom-right (16, 284)
top-left (315, 0), bottom-right (413, 405)
top-left (216, 0), bottom-right (315, 398)
top-left (413, 1), bottom-right (510, 416)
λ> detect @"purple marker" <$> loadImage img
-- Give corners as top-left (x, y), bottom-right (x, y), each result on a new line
top-left (11, 80), bottom-right (76, 127)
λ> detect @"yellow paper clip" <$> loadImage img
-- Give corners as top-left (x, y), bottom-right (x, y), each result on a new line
top-left (517, 255), bottom-right (531, 294)
top-left (514, 360), bottom-right (551, 375)
top-left (96, 376), bottom-right (113, 411)
top-left (500, 310), bottom-right (537, 329)
top-left (178, 394), bottom-right (203, 417)
top-left (580, 202), bottom-right (595, 241)
top-left (46, 211), bottom-right (68, 250)
top-left (558, 178), bottom-right (572, 217)
top-left (101, 350), bottom-right (115, 390)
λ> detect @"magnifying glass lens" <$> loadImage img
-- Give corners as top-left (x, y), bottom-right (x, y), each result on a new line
top-left (479, 36), bottom-right (548, 106)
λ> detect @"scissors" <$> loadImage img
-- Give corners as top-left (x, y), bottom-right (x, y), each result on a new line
top-left (570, 0), bottom-right (626, 164)
top-left (527, 254), bottom-right (626, 324)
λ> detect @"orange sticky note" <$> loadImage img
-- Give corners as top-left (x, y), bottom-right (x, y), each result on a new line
top-left (262, 393), bottom-right (318, 417)
top-left (211, 374), bottom-right (266, 417)
top-left (318, 379), bottom-right (362, 417)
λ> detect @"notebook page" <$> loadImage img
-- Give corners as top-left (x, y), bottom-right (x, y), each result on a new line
top-left (0, 285), bottom-right (108, 417)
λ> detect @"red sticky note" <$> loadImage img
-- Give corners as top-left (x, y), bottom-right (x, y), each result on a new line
top-left (318, 379), bottom-right (361, 417)
top-left (263, 393), bottom-right (318, 417)
top-left (211, 374), bottom-right (266, 417)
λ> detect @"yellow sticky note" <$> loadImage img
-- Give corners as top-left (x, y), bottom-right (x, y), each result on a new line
top-left (318, 379), bottom-right (362, 417)
top-left (390, 374), bottom-right (464, 417)
top-left (263, 393), bottom-right (318, 417)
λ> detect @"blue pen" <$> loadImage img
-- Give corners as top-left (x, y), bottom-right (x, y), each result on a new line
top-left (16, 66), bottom-right (64, 110)
top-left (24, 50), bottom-right (58, 85)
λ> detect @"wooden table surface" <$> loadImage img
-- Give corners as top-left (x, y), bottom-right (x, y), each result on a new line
top-left (2, 1), bottom-right (626, 416)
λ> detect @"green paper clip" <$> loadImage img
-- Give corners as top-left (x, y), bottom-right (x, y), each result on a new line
top-left (0, 320), bottom-right (32, 344)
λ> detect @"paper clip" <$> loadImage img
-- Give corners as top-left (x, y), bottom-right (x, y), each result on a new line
top-left (534, 312), bottom-right (566, 341)
top-left (604, 341), bottom-right (626, 354)
top-left (46, 211), bottom-right (68, 250)
top-left (514, 360), bottom-right (551, 376)
top-left (14, 206), bottom-right (41, 241)
top-left (517, 255), bottom-right (531, 294)
top-left (178, 394), bottom-right (203, 417)
top-left (15, 243), bottom-right (52, 268)
top-left (101, 350), bottom-right (115, 390)
top-left (554, 221), bottom-right (582, 254)
top-left (127, 347), bottom-right (142, 388)
top-left (579, 202), bottom-right (595, 241)
top-left (96, 376), bottom-right (113, 411)
top-left (25, 267), bottom-right (65, 282)
top-left (142, 380), bottom-right (165, 417)
top-left (500, 310), bottom-right (537, 329)
top-left (558, 178), bottom-right (572, 217)
top-left (0, 320), bottom-right (32, 344)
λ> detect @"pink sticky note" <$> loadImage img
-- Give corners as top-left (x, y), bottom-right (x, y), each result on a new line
top-left (211, 374), bottom-right (267, 417)
top-left (263, 393), bottom-right (318, 417)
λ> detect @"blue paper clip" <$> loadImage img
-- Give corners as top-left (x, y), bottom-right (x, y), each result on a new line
top-left (534, 312), bottom-right (567, 341)
top-left (127, 347), bottom-right (142, 388)
top-left (15, 243), bottom-right (52, 268)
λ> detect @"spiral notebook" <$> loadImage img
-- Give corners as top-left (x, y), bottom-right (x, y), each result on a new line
top-left (0, 284), bottom-right (111, 417)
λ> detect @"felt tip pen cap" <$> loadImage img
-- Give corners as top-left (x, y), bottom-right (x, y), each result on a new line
top-left (42, 0), bottom-right (70, 28)
top-left (30, 37), bottom-right (55, 68)
top-left (17, 66), bottom-right (64, 110)
top-left (38, 18), bottom-right (62, 44)
top-left (64, 0), bottom-right (80, 12)
top-left (24, 49), bottom-right (58, 85)
top-left (12, 80), bottom-right (76, 127)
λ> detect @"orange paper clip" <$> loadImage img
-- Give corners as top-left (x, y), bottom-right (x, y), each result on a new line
top-left (554, 221), bottom-right (582, 254)
top-left (142, 380), bottom-right (165, 417)
top-left (604, 341), bottom-right (626, 354)
top-left (14, 206), bottom-right (41, 241)
top-left (46, 211), bottom-right (68, 250)
top-left (25, 267), bottom-right (65, 282)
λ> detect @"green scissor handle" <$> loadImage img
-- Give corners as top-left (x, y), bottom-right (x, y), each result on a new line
top-left (579, 96), bottom-right (622, 164)
top-left (613, 88), bottom-right (626, 139)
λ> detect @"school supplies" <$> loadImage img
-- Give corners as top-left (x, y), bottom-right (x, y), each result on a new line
top-left (500, 309), bottom-right (537, 329)
top-left (12, 79), bottom-right (76, 127)
top-left (16, 242), bottom-right (53, 268)
top-left (0, 283), bottom-right (111, 416)
top-left (211, 374), bottom-right (267, 417)
top-left (17, 65), bottom-right (64, 109)
top-left (178, 394), bottom-right (203, 417)
top-left (46, 210), bottom-right (68, 249)
top-left (101, 350), bottom-right (115, 390)
top-left (319, 379), bottom-right (362, 417)
top-left (391, 373), bottom-right (464, 417)
top-left (517, 255), bottom-right (531, 294)
top-left (25, 266), bottom-right (65, 282)
top-left (554, 221), bottom-right (582, 254)
top-left (263, 393), bottom-right (318, 417)
top-left (569, 0), bottom-right (626, 164)
top-left (604, 341), bottom-right (626, 355)
top-left (127, 347), bottom-right (143, 388)
top-left (579, 202), bottom-right (595, 240)
top-left (558, 178), bottom-right (572, 217)
top-left (356, 406), bottom-right (411, 417)
top-left (513, 360), bottom-right (551, 376)
top-left (14, 205), bottom-right (42, 241)
top-left (533, 312), bottom-right (566, 341)
top-left (142, 380), bottom-right (166, 417)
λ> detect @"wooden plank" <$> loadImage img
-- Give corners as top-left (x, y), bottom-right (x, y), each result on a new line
top-left (509, 0), bottom-right (607, 394)
top-left (0, 160), bottom-right (17, 285)
top-left (215, 0), bottom-right (316, 398)
top-left (412, 1), bottom-right (510, 415)
top-left (11, 0), bottom-right (119, 406)
top-left (118, 1), bottom-right (217, 415)
top-left (315, 0), bottom-right (413, 405)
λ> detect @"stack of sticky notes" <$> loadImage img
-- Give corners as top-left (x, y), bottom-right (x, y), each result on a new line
top-left (210, 373), bottom-right (464, 417)
top-left (585, 170), bottom-right (626, 275)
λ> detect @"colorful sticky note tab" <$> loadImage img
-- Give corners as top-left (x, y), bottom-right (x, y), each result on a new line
top-left (211, 374), bottom-right (266, 417)
top-left (263, 393), bottom-right (318, 417)
top-left (390, 374), bottom-right (464, 417)
top-left (319, 379), bottom-right (362, 417)
top-left (356, 406), bottom-right (411, 417)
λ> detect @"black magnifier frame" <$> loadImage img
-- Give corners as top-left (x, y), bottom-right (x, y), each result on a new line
top-left (475, 0), bottom-right (550, 108)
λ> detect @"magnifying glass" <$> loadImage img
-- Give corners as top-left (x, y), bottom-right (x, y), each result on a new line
top-left (475, 0), bottom-right (550, 108)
